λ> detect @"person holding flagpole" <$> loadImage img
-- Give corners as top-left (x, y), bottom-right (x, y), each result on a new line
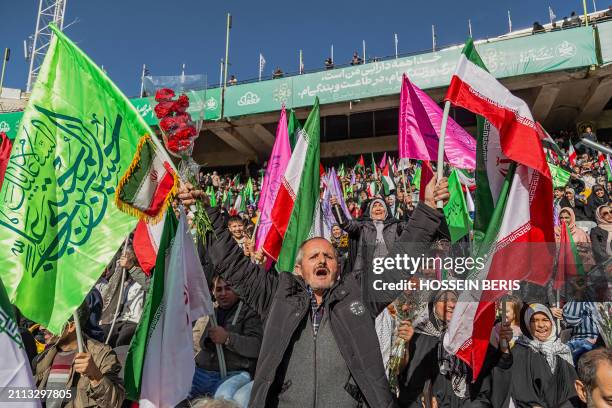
top-left (179, 173), bottom-right (449, 408)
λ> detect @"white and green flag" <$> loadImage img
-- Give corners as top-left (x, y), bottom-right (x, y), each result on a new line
top-left (124, 211), bottom-right (212, 407)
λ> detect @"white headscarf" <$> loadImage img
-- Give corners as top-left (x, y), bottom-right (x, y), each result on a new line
top-left (516, 303), bottom-right (573, 372)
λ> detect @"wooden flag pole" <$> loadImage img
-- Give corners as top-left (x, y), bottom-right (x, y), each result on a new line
top-left (436, 101), bottom-right (452, 208)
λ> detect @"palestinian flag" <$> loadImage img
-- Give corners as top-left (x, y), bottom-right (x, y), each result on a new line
top-left (418, 160), bottom-right (434, 201)
top-left (245, 178), bottom-right (255, 203)
top-left (554, 221), bottom-right (584, 290)
top-left (568, 142), bottom-right (577, 167)
top-left (231, 174), bottom-right (240, 187)
top-left (443, 38), bottom-right (554, 380)
top-left (263, 98), bottom-right (320, 271)
top-left (382, 162), bottom-right (396, 195)
top-left (355, 154), bottom-right (365, 174)
top-left (116, 134), bottom-right (178, 222)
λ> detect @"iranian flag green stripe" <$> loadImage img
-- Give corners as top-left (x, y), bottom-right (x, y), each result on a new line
top-left (116, 135), bottom-right (178, 220)
top-left (124, 210), bottom-right (178, 400)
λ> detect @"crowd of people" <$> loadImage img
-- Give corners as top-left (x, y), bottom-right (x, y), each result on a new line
top-left (12, 127), bottom-right (612, 407)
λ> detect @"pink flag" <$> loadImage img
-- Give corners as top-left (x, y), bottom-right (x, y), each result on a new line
top-left (398, 74), bottom-right (476, 169)
top-left (378, 152), bottom-right (387, 170)
top-left (256, 107), bottom-right (291, 250)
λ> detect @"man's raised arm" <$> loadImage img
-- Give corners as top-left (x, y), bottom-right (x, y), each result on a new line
top-left (203, 206), bottom-right (279, 320)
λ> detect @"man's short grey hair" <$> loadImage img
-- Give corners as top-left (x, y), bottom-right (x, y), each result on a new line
top-left (188, 397), bottom-right (240, 408)
top-left (577, 347), bottom-right (612, 393)
top-left (295, 237), bottom-right (338, 266)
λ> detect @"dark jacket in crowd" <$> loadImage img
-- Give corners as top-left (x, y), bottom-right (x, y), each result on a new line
top-left (195, 300), bottom-right (263, 376)
top-left (399, 305), bottom-right (511, 407)
top-left (590, 226), bottom-right (610, 264)
top-left (204, 204), bottom-right (442, 408)
top-left (505, 344), bottom-right (580, 407)
top-left (559, 197), bottom-right (590, 222)
top-left (32, 336), bottom-right (125, 408)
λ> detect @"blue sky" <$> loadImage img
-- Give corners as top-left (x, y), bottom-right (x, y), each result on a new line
top-left (1, 0), bottom-right (593, 97)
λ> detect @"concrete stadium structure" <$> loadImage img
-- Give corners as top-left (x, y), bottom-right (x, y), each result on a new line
top-left (1, 17), bottom-right (611, 170)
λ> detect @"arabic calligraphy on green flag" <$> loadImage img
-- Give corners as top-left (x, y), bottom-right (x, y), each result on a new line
top-left (0, 24), bottom-right (155, 334)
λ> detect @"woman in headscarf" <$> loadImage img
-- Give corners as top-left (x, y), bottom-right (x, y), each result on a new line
top-left (506, 303), bottom-right (579, 407)
top-left (397, 291), bottom-right (513, 407)
top-left (555, 207), bottom-right (590, 244)
top-left (586, 184), bottom-right (609, 220)
top-left (590, 204), bottom-right (612, 264)
top-left (559, 188), bottom-right (590, 221)
top-left (330, 223), bottom-right (349, 259)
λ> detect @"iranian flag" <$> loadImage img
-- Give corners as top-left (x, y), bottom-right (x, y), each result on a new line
top-left (125, 211), bottom-right (212, 407)
top-left (568, 142), bottom-right (577, 167)
top-left (133, 214), bottom-right (166, 275)
top-left (554, 221), bottom-right (584, 290)
top-left (382, 162), bottom-right (396, 195)
top-left (262, 98), bottom-right (320, 272)
top-left (443, 38), bottom-right (554, 380)
top-left (116, 134), bottom-right (178, 222)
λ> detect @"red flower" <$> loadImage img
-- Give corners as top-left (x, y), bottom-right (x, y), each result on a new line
top-left (174, 113), bottom-right (193, 125)
top-left (159, 117), bottom-right (178, 132)
top-left (154, 101), bottom-right (175, 118)
top-left (173, 95), bottom-right (190, 113)
top-left (173, 126), bottom-right (194, 140)
top-left (155, 88), bottom-right (175, 102)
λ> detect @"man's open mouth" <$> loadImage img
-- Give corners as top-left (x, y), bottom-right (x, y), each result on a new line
top-left (315, 267), bottom-right (329, 277)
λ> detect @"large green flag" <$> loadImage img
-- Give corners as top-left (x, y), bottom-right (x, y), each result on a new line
top-left (443, 170), bottom-right (472, 243)
top-left (0, 25), bottom-right (157, 334)
top-left (548, 163), bottom-right (571, 189)
top-left (287, 109), bottom-right (302, 151)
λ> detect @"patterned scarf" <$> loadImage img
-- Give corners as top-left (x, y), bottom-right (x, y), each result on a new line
top-left (516, 304), bottom-right (574, 373)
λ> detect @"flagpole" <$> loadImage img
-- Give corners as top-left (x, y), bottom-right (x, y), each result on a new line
top-left (209, 313), bottom-right (228, 378)
top-left (330, 44), bottom-right (334, 63)
top-left (583, 0), bottom-right (589, 26)
top-left (362, 40), bottom-right (366, 63)
top-left (431, 25), bottom-right (436, 52)
top-left (299, 49), bottom-right (303, 74)
top-left (105, 239), bottom-right (130, 345)
top-left (139, 63), bottom-right (146, 98)
top-left (507, 10), bottom-right (512, 32)
top-left (436, 101), bottom-right (451, 208)
top-left (73, 311), bottom-right (85, 353)
top-left (394, 34), bottom-right (398, 59)
top-left (468, 19), bottom-right (473, 37)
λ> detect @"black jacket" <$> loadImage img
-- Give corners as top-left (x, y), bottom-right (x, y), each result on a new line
top-left (590, 226), bottom-right (610, 264)
top-left (204, 204), bottom-right (442, 408)
top-left (196, 301), bottom-right (263, 375)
